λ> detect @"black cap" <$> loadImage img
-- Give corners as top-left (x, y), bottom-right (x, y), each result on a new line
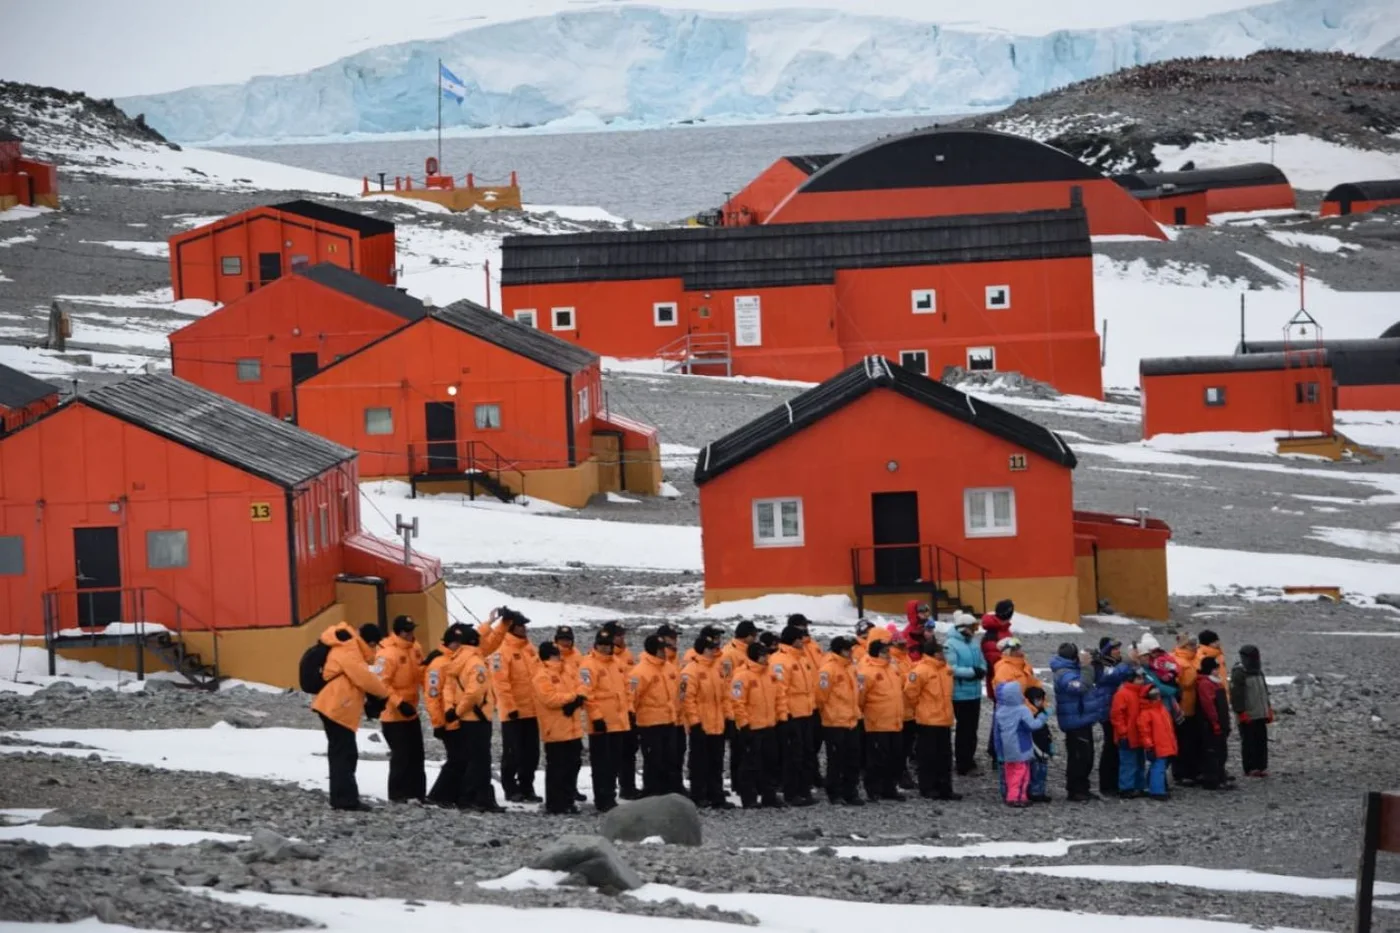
top-left (555, 626), bottom-right (575, 643)
top-left (829, 636), bottom-right (852, 655)
top-left (700, 624), bottom-right (724, 639)
top-left (593, 629), bottom-right (614, 648)
top-left (601, 621), bottom-right (625, 635)
top-left (758, 631), bottom-right (779, 649)
top-left (735, 620), bottom-right (758, 638)
top-left (460, 625), bottom-right (480, 647)
top-left (867, 639), bottom-right (886, 658)
top-left (1057, 642), bottom-right (1079, 660)
top-left (1025, 685), bottom-right (1046, 704)
top-left (538, 641), bottom-right (560, 661)
top-left (779, 625), bottom-right (803, 645)
top-left (359, 624), bottom-right (383, 645)
top-left (995, 599), bottom-right (1015, 620)
top-left (656, 623), bottom-right (678, 639)
top-left (644, 634), bottom-right (664, 657)
top-left (1199, 629), bottom-right (1220, 646)
top-left (747, 642), bottom-right (769, 662)
top-left (786, 613), bottom-right (811, 628)
top-left (1099, 637), bottom-right (1122, 654)
top-left (855, 620), bottom-right (875, 636)
top-left (392, 615), bottom-right (416, 635)
top-left (1198, 657), bottom-right (1218, 675)
top-left (442, 623), bottom-right (469, 645)
top-left (695, 634), bottom-right (718, 653)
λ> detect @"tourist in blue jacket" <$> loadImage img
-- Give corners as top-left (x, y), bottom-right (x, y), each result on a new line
top-left (944, 613), bottom-right (987, 776)
top-left (1050, 641), bottom-right (1131, 802)
top-left (992, 681), bottom-right (1046, 807)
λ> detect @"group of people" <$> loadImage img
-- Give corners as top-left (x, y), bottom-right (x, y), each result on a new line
top-left (304, 598), bottom-right (1276, 813)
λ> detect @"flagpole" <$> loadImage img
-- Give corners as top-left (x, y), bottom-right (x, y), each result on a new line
top-left (436, 58), bottom-right (443, 174)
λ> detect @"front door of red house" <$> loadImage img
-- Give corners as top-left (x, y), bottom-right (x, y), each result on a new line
top-left (871, 491), bottom-right (920, 587)
top-left (73, 526), bottom-right (122, 627)
top-left (424, 401), bottom-right (457, 472)
top-left (258, 252), bottom-right (282, 287)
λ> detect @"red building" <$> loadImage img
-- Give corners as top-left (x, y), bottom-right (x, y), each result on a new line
top-left (717, 154), bottom-right (837, 226)
top-left (1126, 185), bottom-right (1209, 226)
top-left (1115, 163), bottom-right (1294, 216)
top-left (0, 363), bottom-right (60, 436)
top-left (168, 200), bottom-right (396, 303)
top-left (1321, 181), bottom-right (1400, 217)
top-left (295, 300), bottom-right (661, 507)
top-left (502, 207), bottom-right (1103, 397)
top-left (1239, 338), bottom-right (1400, 411)
top-left (0, 130), bottom-right (59, 211)
top-left (752, 129), bottom-right (1164, 240)
top-left (0, 374), bottom-right (442, 644)
top-left (1140, 351), bottom-right (1334, 439)
top-left (170, 263), bottom-right (425, 420)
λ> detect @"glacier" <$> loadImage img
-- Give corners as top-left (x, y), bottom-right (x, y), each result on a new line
top-left (117, 0), bottom-right (1400, 143)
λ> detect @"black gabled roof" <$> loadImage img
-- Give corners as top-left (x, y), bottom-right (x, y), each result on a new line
top-left (1239, 338), bottom-right (1400, 386)
top-left (81, 375), bottom-right (355, 488)
top-left (694, 355), bottom-right (1076, 485)
top-left (298, 264), bottom-right (426, 321)
top-left (1140, 351), bottom-right (1327, 378)
top-left (1124, 182), bottom-right (1210, 200)
top-left (271, 199), bottom-right (395, 237)
top-left (1117, 163), bottom-right (1290, 192)
top-left (502, 208), bottom-right (1090, 291)
top-left (1323, 180), bottom-right (1400, 203)
top-left (0, 129), bottom-right (20, 143)
top-left (1382, 322), bottom-right (1400, 339)
top-left (785, 153), bottom-right (840, 175)
top-left (435, 300), bottom-right (597, 374)
top-left (0, 363), bottom-right (59, 410)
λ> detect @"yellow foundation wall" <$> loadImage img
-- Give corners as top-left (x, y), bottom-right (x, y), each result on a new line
top-left (336, 580), bottom-right (383, 628)
top-left (1076, 555), bottom-right (1098, 617)
top-left (0, 195), bottom-right (18, 211)
top-left (1276, 434), bottom-right (1346, 461)
top-left (622, 444), bottom-right (663, 496)
top-left (389, 580), bottom-right (449, 647)
top-left (55, 643), bottom-right (175, 675)
top-left (412, 458), bottom-right (602, 508)
top-left (34, 193), bottom-right (59, 209)
top-left (1095, 548), bottom-right (1169, 621)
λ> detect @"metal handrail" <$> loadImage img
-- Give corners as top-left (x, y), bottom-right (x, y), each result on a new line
top-left (407, 438), bottom-right (527, 499)
top-left (848, 542), bottom-right (990, 615)
top-left (40, 585), bottom-right (221, 682)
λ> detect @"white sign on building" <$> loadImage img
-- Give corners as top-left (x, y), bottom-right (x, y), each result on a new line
top-left (734, 295), bottom-right (762, 347)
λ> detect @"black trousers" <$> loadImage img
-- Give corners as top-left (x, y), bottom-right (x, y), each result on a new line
top-left (1240, 719), bottom-right (1269, 773)
top-left (1198, 726), bottom-right (1229, 788)
top-left (863, 730), bottom-right (901, 799)
top-left (688, 726), bottom-right (726, 805)
top-left (428, 727), bottom-right (465, 805)
top-left (318, 713), bottom-right (360, 809)
top-left (823, 726), bottom-right (861, 802)
top-left (736, 726), bottom-right (780, 804)
top-left (500, 716), bottom-right (540, 797)
top-left (1064, 725), bottom-right (1095, 797)
top-left (459, 720), bottom-right (496, 808)
top-left (808, 713), bottom-right (824, 784)
top-left (1173, 714), bottom-right (1200, 782)
top-left (902, 720), bottom-right (917, 764)
top-left (780, 716), bottom-right (815, 800)
top-left (638, 724), bottom-right (674, 796)
top-left (589, 731), bottom-right (621, 809)
top-left (953, 699), bottom-right (981, 774)
top-left (1098, 720), bottom-right (1119, 796)
top-left (620, 723), bottom-right (640, 795)
top-left (670, 725), bottom-right (687, 794)
top-left (544, 739), bottom-right (583, 813)
top-left (726, 719), bottom-right (743, 791)
top-left (914, 724), bottom-right (953, 797)
top-left (381, 718), bottom-right (426, 802)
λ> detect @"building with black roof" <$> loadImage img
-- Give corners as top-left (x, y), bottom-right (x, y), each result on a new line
top-left (712, 153), bottom-right (842, 226)
top-left (1239, 337), bottom-right (1400, 410)
top-left (0, 362), bottom-right (60, 435)
top-left (1114, 162), bottom-right (1295, 215)
top-left (1321, 180), bottom-right (1400, 217)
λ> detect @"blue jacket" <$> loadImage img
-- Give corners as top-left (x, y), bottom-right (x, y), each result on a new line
top-left (944, 629), bottom-right (986, 702)
top-left (992, 681), bottom-right (1045, 763)
top-left (1051, 655), bottom-right (1134, 730)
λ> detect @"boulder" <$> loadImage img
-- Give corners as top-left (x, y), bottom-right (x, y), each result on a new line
top-left (529, 834), bottom-right (642, 892)
top-left (37, 809), bottom-right (114, 830)
top-left (600, 793), bottom-right (702, 847)
top-left (248, 827), bottom-right (320, 863)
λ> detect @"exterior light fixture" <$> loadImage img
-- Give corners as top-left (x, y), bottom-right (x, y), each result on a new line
top-left (447, 384), bottom-right (459, 397)
top-left (886, 460), bottom-right (898, 472)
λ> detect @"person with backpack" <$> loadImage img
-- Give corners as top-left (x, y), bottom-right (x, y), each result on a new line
top-left (306, 622), bottom-right (390, 811)
top-left (375, 615), bottom-right (427, 803)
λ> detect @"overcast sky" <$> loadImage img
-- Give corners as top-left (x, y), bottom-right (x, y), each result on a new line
top-left (3, 0), bottom-right (1271, 99)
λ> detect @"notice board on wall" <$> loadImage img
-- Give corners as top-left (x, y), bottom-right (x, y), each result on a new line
top-left (734, 295), bottom-right (762, 347)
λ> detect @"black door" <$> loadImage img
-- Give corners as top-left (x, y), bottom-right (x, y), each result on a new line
top-left (258, 252), bottom-right (282, 286)
top-left (871, 491), bottom-right (920, 586)
top-left (74, 527), bottom-right (122, 627)
top-left (290, 352), bottom-right (319, 384)
top-left (424, 401), bottom-right (457, 472)
top-left (1173, 206), bottom-right (1187, 225)
top-left (1339, 198), bottom-right (1352, 216)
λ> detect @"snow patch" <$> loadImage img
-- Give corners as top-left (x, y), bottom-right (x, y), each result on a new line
top-left (999, 864), bottom-right (1400, 898)
top-left (476, 868), bottom-right (569, 891)
top-left (760, 838), bottom-right (1129, 862)
top-left (0, 824), bottom-right (248, 848)
top-left (1266, 231), bottom-right (1360, 254)
top-left (1155, 135), bottom-right (1400, 193)
top-left (1169, 545), bottom-right (1400, 600)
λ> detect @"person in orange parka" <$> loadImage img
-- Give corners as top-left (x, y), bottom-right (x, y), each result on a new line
top-left (858, 638), bottom-right (905, 802)
top-left (905, 632), bottom-right (959, 800)
top-left (886, 631), bottom-right (918, 790)
top-left (424, 623), bottom-right (468, 807)
top-left (375, 615), bottom-right (427, 803)
top-left (603, 621), bottom-right (641, 800)
top-left (443, 624), bottom-right (503, 813)
top-left (992, 639), bottom-right (1042, 695)
top-left (787, 614), bottom-right (827, 788)
top-left (579, 629), bottom-right (630, 813)
top-left (1171, 633), bottom-right (1201, 785)
top-left (731, 640), bottom-right (788, 809)
top-left (1109, 674), bottom-right (1149, 798)
top-left (492, 611), bottom-right (541, 803)
top-left (312, 622), bottom-right (390, 811)
top-left (657, 623), bottom-right (687, 795)
top-left (630, 634), bottom-right (678, 797)
top-left (721, 620), bottom-right (759, 797)
top-left (1138, 683), bottom-right (1180, 800)
top-left (681, 632), bottom-right (733, 809)
top-left (533, 641), bottom-right (589, 814)
top-left (774, 624), bottom-right (818, 806)
top-left (816, 637), bottom-right (862, 805)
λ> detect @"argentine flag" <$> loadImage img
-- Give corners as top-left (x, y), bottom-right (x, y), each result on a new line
top-left (440, 63), bottom-right (467, 103)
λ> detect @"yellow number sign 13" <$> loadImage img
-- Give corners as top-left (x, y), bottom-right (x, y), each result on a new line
top-left (250, 502), bottom-right (273, 522)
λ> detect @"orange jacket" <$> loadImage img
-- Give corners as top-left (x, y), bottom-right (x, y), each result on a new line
top-left (888, 644), bottom-right (915, 721)
top-left (816, 654), bottom-right (860, 728)
top-left (904, 654), bottom-right (954, 727)
top-left (578, 651), bottom-right (630, 733)
top-left (629, 653), bottom-right (677, 726)
top-left (1196, 644), bottom-right (1226, 682)
top-left (533, 659), bottom-right (586, 743)
top-left (992, 655), bottom-right (1043, 698)
top-left (559, 644), bottom-right (582, 677)
top-left (375, 633), bottom-right (425, 723)
top-left (491, 632), bottom-right (539, 719)
top-left (663, 652), bottom-right (682, 716)
top-left (311, 623), bottom-right (389, 732)
top-left (478, 619), bottom-right (509, 658)
top-left (1137, 696), bottom-right (1179, 758)
top-left (680, 654), bottom-right (730, 735)
top-left (1173, 647), bottom-right (1200, 716)
top-left (773, 644), bottom-right (816, 719)
top-left (422, 645), bottom-right (458, 729)
top-left (719, 639), bottom-right (750, 693)
top-left (731, 658), bottom-right (787, 730)
top-left (1110, 683), bottom-right (1147, 748)
top-left (803, 638), bottom-right (824, 672)
top-left (852, 633), bottom-right (871, 664)
top-left (443, 646), bottom-right (494, 728)
top-left (858, 655), bottom-right (903, 733)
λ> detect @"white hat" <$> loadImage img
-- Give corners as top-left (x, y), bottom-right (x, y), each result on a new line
top-left (998, 636), bottom-right (1022, 651)
top-left (1137, 633), bottom-right (1161, 653)
top-left (953, 611), bottom-right (978, 629)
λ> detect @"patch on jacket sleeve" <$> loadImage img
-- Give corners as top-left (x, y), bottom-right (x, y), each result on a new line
top-left (427, 670), bottom-right (441, 697)
top-left (857, 674), bottom-right (867, 691)
top-left (371, 658), bottom-right (386, 676)
top-left (772, 664), bottom-right (784, 681)
top-left (492, 655), bottom-right (503, 672)
top-left (818, 672), bottom-right (830, 691)
top-left (731, 680), bottom-right (744, 699)
top-left (580, 668), bottom-right (592, 686)
top-left (630, 677), bottom-right (640, 693)
top-left (908, 672), bottom-right (918, 684)
top-left (679, 675), bottom-right (689, 700)
top-left (720, 659), bottom-right (732, 678)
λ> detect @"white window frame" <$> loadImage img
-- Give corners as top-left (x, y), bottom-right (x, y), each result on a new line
top-left (899, 350), bottom-right (928, 375)
top-left (235, 358), bottom-right (261, 383)
top-left (146, 530), bottom-right (190, 569)
top-left (985, 284), bottom-right (1011, 310)
top-left (752, 498), bottom-right (804, 548)
top-left (551, 307), bottom-right (576, 331)
top-left (1204, 386), bottom-right (1226, 406)
top-left (474, 403), bottom-right (502, 430)
top-left (653, 301), bottom-right (678, 327)
top-left (513, 309), bottom-right (537, 328)
top-left (577, 386), bottom-right (590, 422)
top-left (911, 289), bottom-right (937, 315)
top-left (967, 346), bottom-right (996, 372)
top-left (220, 256), bottom-right (242, 276)
top-left (964, 487), bottom-right (1017, 539)
top-left (364, 407), bottom-right (394, 436)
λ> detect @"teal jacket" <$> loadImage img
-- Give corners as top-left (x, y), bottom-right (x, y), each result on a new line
top-left (944, 629), bottom-right (987, 702)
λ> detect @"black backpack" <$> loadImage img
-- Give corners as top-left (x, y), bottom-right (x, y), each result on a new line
top-left (299, 642), bottom-right (332, 694)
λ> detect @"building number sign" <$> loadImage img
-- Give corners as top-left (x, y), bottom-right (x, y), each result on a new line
top-left (250, 502), bottom-right (273, 522)
top-left (1008, 453), bottom-right (1027, 472)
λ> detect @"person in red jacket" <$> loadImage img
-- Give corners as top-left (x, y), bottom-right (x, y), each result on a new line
top-left (981, 600), bottom-right (1015, 700)
top-left (901, 600), bottom-right (931, 662)
top-left (1138, 684), bottom-right (1179, 800)
top-left (1195, 656), bottom-right (1235, 791)
top-left (1109, 674), bottom-right (1148, 798)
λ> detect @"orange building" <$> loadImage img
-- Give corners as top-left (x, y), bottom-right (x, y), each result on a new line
top-left (295, 300), bottom-right (661, 507)
top-left (168, 200), bottom-right (396, 303)
top-left (1126, 185), bottom-right (1209, 226)
top-left (502, 207), bottom-right (1103, 397)
top-left (1321, 181), bottom-right (1400, 217)
top-left (754, 129), bottom-right (1164, 240)
top-left (0, 375), bottom-right (444, 654)
top-left (0, 364), bottom-right (60, 436)
top-left (1115, 163), bottom-right (1294, 216)
top-left (1239, 338), bottom-right (1400, 411)
top-left (170, 263), bottom-right (425, 420)
top-left (0, 130), bottom-right (59, 211)
top-left (1140, 351), bottom-right (1334, 439)
top-left (716, 154), bottom-right (838, 226)
top-left (1073, 511), bottom-right (1172, 621)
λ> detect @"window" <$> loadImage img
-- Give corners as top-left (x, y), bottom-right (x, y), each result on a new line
top-left (654, 302), bottom-right (678, 326)
top-left (985, 285), bottom-right (1011, 309)
top-left (964, 488), bottom-right (1016, 538)
top-left (514, 309), bottom-right (537, 328)
top-left (1204, 386), bottom-right (1226, 407)
top-left (290, 254), bottom-right (310, 271)
top-left (551, 307), bottom-right (575, 331)
top-left (1295, 381), bottom-right (1320, 404)
top-left (319, 504), bottom-right (330, 550)
top-left (220, 256), bottom-right (242, 276)
top-left (577, 386), bottom-right (591, 422)
top-left (146, 530), bottom-right (189, 569)
top-left (364, 407), bottom-right (394, 435)
top-left (911, 289), bottom-right (937, 314)
top-left (235, 358), bottom-right (261, 383)
top-left (0, 536), bottom-right (23, 575)
top-left (967, 346), bottom-right (995, 372)
top-left (899, 350), bottom-right (928, 375)
top-left (474, 403), bottom-right (501, 430)
top-left (752, 498), bottom-right (804, 548)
